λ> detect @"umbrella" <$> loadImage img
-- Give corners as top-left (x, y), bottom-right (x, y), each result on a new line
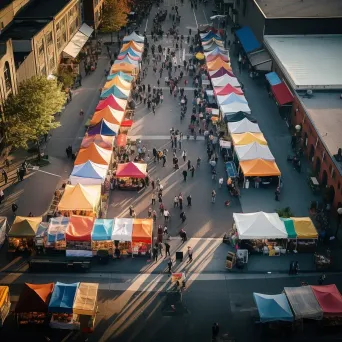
top-left (195, 52), bottom-right (205, 60)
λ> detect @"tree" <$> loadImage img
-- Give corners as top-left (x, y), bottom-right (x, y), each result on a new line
top-left (1, 76), bottom-right (66, 156)
top-left (57, 65), bottom-right (75, 90)
top-left (101, 0), bottom-right (131, 43)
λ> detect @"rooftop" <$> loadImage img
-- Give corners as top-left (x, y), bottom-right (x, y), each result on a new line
top-left (255, 0), bottom-right (342, 18)
top-left (264, 35), bottom-right (342, 90)
top-left (298, 91), bottom-right (342, 174)
top-left (0, 21), bottom-right (47, 40)
top-left (16, 0), bottom-right (73, 19)
top-left (0, 0), bottom-right (13, 11)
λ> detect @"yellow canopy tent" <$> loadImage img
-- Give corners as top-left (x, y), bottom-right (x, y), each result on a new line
top-left (207, 59), bottom-right (232, 71)
top-left (292, 217), bottom-right (318, 239)
top-left (74, 143), bottom-right (112, 166)
top-left (90, 106), bottom-right (124, 126)
top-left (232, 132), bottom-right (267, 146)
top-left (111, 62), bottom-right (137, 75)
top-left (58, 184), bottom-right (101, 213)
top-left (73, 282), bottom-right (99, 316)
top-left (103, 76), bottom-right (132, 91)
top-left (121, 41), bottom-right (144, 52)
top-left (239, 159), bottom-right (281, 177)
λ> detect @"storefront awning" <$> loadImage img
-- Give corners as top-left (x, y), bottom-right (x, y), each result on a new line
top-left (265, 72), bottom-right (282, 86)
top-left (63, 24), bottom-right (93, 58)
top-left (248, 49), bottom-right (272, 71)
top-left (271, 82), bottom-right (294, 106)
top-left (235, 27), bottom-right (261, 53)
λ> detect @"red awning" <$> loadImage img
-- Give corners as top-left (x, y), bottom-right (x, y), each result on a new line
top-left (116, 134), bottom-right (127, 147)
top-left (121, 119), bottom-right (133, 127)
top-left (271, 82), bottom-right (293, 106)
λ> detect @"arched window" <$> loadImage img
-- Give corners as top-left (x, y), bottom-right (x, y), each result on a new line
top-left (4, 61), bottom-right (12, 92)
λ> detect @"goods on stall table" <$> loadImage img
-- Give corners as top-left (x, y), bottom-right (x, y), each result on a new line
top-left (226, 252), bottom-right (236, 269)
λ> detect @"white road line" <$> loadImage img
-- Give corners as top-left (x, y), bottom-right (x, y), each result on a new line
top-left (192, 8), bottom-right (198, 28)
top-left (203, 9), bottom-right (209, 24)
top-left (144, 19), bottom-right (149, 32)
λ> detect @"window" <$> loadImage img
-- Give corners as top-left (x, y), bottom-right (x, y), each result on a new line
top-left (57, 36), bottom-right (61, 50)
top-left (49, 56), bottom-right (55, 71)
top-left (4, 62), bottom-right (12, 92)
top-left (46, 32), bottom-right (53, 45)
top-left (38, 42), bottom-right (44, 55)
top-left (56, 22), bottom-right (60, 31)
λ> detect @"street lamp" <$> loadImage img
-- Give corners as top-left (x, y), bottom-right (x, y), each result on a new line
top-left (295, 124), bottom-right (301, 133)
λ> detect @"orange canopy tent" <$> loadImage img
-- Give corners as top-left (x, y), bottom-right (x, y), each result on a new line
top-left (121, 41), bottom-right (144, 52)
top-left (116, 134), bottom-right (127, 147)
top-left (96, 94), bottom-right (127, 111)
top-left (103, 76), bottom-right (132, 91)
top-left (232, 132), bottom-right (267, 146)
top-left (239, 159), bottom-right (281, 177)
top-left (66, 215), bottom-right (95, 242)
top-left (111, 62), bottom-right (137, 74)
top-left (206, 54), bottom-right (229, 63)
top-left (81, 135), bottom-right (114, 150)
top-left (115, 162), bottom-right (147, 178)
top-left (90, 106), bottom-right (124, 126)
top-left (74, 143), bottom-right (112, 166)
top-left (207, 59), bottom-right (232, 71)
top-left (132, 219), bottom-right (153, 244)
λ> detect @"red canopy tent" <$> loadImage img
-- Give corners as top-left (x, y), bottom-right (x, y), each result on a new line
top-left (311, 285), bottom-right (342, 317)
top-left (215, 84), bottom-right (244, 96)
top-left (120, 119), bottom-right (133, 127)
top-left (116, 162), bottom-right (147, 178)
top-left (210, 67), bottom-right (235, 78)
top-left (96, 94), bottom-right (126, 111)
top-left (116, 134), bottom-right (127, 147)
top-left (66, 215), bottom-right (95, 242)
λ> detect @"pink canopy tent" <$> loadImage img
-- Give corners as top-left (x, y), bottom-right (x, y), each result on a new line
top-left (214, 84), bottom-right (244, 96)
top-left (115, 162), bottom-right (147, 178)
top-left (96, 94), bottom-right (126, 111)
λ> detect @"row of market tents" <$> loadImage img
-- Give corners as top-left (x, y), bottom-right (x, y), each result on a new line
top-left (254, 284), bottom-right (342, 323)
top-left (200, 29), bottom-right (281, 179)
top-left (58, 32), bottom-right (147, 214)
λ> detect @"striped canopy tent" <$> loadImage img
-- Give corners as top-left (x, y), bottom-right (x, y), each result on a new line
top-left (119, 45), bottom-right (142, 56)
top-left (204, 46), bottom-right (229, 57)
top-left (206, 53), bottom-right (229, 63)
top-left (117, 52), bottom-right (141, 61)
top-left (70, 161), bottom-right (108, 185)
top-left (123, 31), bottom-right (145, 43)
top-left (217, 93), bottom-right (247, 106)
top-left (214, 83), bottom-right (243, 96)
top-left (81, 134), bottom-right (114, 150)
top-left (202, 38), bottom-right (224, 46)
top-left (115, 55), bottom-right (140, 66)
top-left (100, 85), bottom-right (130, 100)
top-left (74, 142), bottom-right (112, 166)
top-left (111, 62), bottom-right (137, 75)
top-left (90, 106), bottom-right (124, 126)
top-left (87, 119), bottom-right (120, 137)
top-left (121, 40), bottom-right (144, 52)
top-left (96, 94), bottom-right (127, 111)
top-left (203, 43), bottom-right (225, 52)
top-left (209, 67), bottom-right (235, 78)
top-left (103, 76), bottom-right (132, 90)
top-left (200, 31), bottom-right (222, 41)
top-left (107, 71), bottom-right (134, 82)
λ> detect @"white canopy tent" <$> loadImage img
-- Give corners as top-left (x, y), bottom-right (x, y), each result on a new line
top-left (111, 218), bottom-right (133, 241)
top-left (123, 32), bottom-right (145, 43)
top-left (235, 142), bottom-right (275, 161)
top-left (221, 102), bottom-right (251, 115)
top-left (228, 118), bottom-right (261, 134)
top-left (212, 74), bottom-right (240, 87)
top-left (233, 212), bottom-right (287, 240)
top-left (217, 93), bottom-right (248, 106)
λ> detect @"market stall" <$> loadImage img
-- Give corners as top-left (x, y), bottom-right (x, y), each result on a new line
top-left (114, 55), bottom-right (140, 66)
top-left (311, 285), bottom-right (342, 323)
top-left (103, 76), bottom-right (132, 91)
top-left (90, 106), bottom-right (124, 126)
top-left (112, 217), bottom-right (134, 256)
top-left (73, 282), bottom-right (99, 333)
top-left (284, 286), bottom-right (323, 320)
top-left (100, 85), bottom-right (130, 100)
top-left (123, 31), bottom-right (145, 43)
top-left (115, 162), bottom-right (147, 190)
top-left (8, 216), bottom-right (42, 253)
top-left (74, 142), bottom-right (113, 166)
top-left (239, 159), bottom-right (281, 184)
top-left (66, 215), bottom-right (95, 257)
top-left (116, 133), bottom-right (128, 147)
top-left (228, 119), bottom-right (261, 134)
top-left (0, 217), bottom-right (7, 249)
top-left (70, 161), bottom-right (108, 185)
top-left (81, 134), bottom-right (114, 150)
top-left (217, 93), bottom-right (247, 106)
top-left (0, 286), bottom-right (10, 327)
top-left (35, 222), bottom-right (48, 254)
top-left (226, 111), bottom-right (257, 123)
top-left (96, 94), bottom-right (127, 111)
top-left (46, 217), bottom-right (70, 251)
top-left (209, 66), bottom-right (235, 78)
top-left (253, 293), bottom-right (294, 323)
top-left (232, 212), bottom-right (288, 254)
top-left (131, 219), bottom-right (153, 255)
top-left (231, 132), bottom-right (267, 146)
top-left (235, 143), bottom-right (275, 161)
top-left (91, 218), bottom-right (114, 256)
top-left (111, 62), bottom-right (138, 76)
top-left (204, 47), bottom-right (229, 58)
top-left (121, 40), bottom-right (144, 52)
top-left (214, 84), bottom-right (243, 96)
top-left (221, 102), bottom-right (251, 116)
top-left (107, 71), bottom-right (134, 82)
top-left (206, 53), bottom-right (229, 63)
top-left (212, 74), bottom-right (240, 88)
top-left (87, 119), bottom-right (120, 137)
top-left (57, 184), bottom-right (101, 217)
top-left (48, 282), bottom-right (79, 330)
top-left (15, 282), bottom-right (54, 325)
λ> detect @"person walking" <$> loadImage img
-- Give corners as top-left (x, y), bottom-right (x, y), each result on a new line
top-left (2, 169), bottom-right (8, 184)
top-left (164, 209), bottom-right (170, 223)
top-left (211, 190), bottom-right (216, 203)
top-left (179, 193), bottom-right (183, 210)
top-left (174, 195), bottom-right (179, 208)
top-left (187, 246), bottom-right (193, 263)
top-left (158, 241), bottom-right (163, 257)
top-left (12, 202), bottom-right (18, 216)
top-left (165, 242), bottom-right (171, 257)
top-left (167, 257), bottom-right (173, 273)
top-left (148, 207), bottom-right (152, 218)
top-left (190, 165), bottom-right (195, 177)
top-left (219, 177), bottom-right (223, 188)
top-left (162, 155), bottom-right (166, 167)
top-left (275, 187), bottom-right (280, 201)
top-left (179, 228), bottom-right (187, 242)
top-left (196, 157), bottom-right (201, 168)
top-left (187, 160), bottom-right (191, 170)
top-left (182, 150), bottom-right (187, 161)
top-left (182, 169), bottom-right (188, 181)
top-left (151, 192), bottom-right (156, 206)
top-left (129, 205), bottom-right (134, 216)
top-left (180, 211), bottom-right (186, 223)
top-left (152, 244), bottom-right (158, 262)
top-left (151, 180), bottom-right (155, 190)
top-left (187, 195), bottom-right (192, 207)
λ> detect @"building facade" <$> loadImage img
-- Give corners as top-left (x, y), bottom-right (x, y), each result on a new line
top-left (83, 0), bottom-right (104, 31)
top-left (0, 0), bottom-right (30, 31)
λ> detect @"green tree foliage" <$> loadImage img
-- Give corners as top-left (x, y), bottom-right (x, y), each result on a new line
top-left (57, 65), bottom-right (75, 89)
top-left (1, 76), bottom-right (66, 149)
top-left (101, 0), bottom-right (131, 39)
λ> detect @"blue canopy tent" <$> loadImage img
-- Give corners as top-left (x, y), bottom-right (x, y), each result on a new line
top-left (91, 219), bottom-right (114, 241)
top-left (107, 71), bottom-right (134, 82)
top-left (265, 72), bottom-right (282, 86)
top-left (200, 31), bottom-right (221, 41)
top-left (87, 119), bottom-right (119, 136)
top-left (235, 27), bottom-right (261, 53)
top-left (217, 93), bottom-right (248, 106)
top-left (101, 86), bottom-right (129, 100)
top-left (115, 56), bottom-right (139, 66)
top-left (48, 282), bottom-right (79, 313)
top-left (253, 293), bottom-right (294, 323)
top-left (70, 160), bottom-right (108, 185)
top-left (47, 217), bottom-right (70, 245)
